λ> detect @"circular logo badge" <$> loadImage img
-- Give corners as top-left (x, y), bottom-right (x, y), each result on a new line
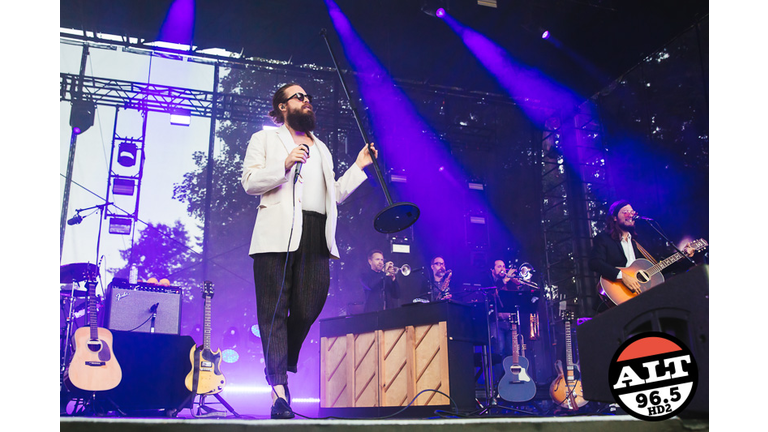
top-left (608, 332), bottom-right (698, 421)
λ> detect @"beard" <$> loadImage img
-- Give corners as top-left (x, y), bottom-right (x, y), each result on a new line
top-left (286, 107), bottom-right (316, 133)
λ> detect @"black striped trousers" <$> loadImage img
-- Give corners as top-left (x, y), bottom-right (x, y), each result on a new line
top-left (251, 211), bottom-right (330, 386)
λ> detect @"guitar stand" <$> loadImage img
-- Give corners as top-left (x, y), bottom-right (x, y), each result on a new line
top-left (189, 393), bottom-right (240, 419)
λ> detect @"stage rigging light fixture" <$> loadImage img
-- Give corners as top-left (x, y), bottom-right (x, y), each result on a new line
top-left (112, 177), bottom-right (136, 196)
top-left (118, 142), bottom-right (138, 167)
top-left (70, 100), bottom-right (96, 134)
top-left (170, 108), bottom-right (191, 126)
top-left (421, 1), bottom-right (447, 18)
top-left (108, 217), bottom-right (133, 235)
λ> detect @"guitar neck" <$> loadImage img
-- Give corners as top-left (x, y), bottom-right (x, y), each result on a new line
top-left (511, 323), bottom-right (519, 363)
top-left (86, 282), bottom-right (99, 341)
top-left (203, 296), bottom-right (212, 351)
top-left (564, 321), bottom-right (575, 379)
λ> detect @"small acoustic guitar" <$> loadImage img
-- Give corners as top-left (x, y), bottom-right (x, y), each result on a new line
top-left (497, 321), bottom-right (536, 402)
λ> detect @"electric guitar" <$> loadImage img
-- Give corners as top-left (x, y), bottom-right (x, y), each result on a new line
top-left (185, 281), bottom-right (225, 395)
top-left (497, 320), bottom-right (536, 402)
top-left (600, 238), bottom-right (708, 306)
top-left (549, 318), bottom-right (587, 410)
top-left (68, 280), bottom-right (122, 391)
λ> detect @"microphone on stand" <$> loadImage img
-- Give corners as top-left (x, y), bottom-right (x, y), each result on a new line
top-left (149, 303), bottom-right (159, 333)
top-left (632, 214), bottom-right (654, 221)
top-left (67, 213), bottom-right (83, 225)
top-left (293, 144), bottom-right (310, 184)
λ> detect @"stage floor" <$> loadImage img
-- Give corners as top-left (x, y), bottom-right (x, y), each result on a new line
top-left (60, 415), bottom-right (709, 432)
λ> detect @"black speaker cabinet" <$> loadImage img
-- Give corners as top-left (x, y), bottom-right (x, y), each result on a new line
top-left (576, 265), bottom-right (709, 417)
top-left (104, 331), bottom-right (195, 413)
top-left (106, 285), bottom-right (182, 334)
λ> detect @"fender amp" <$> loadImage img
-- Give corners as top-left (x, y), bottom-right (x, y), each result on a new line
top-left (105, 279), bottom-right (182, 335)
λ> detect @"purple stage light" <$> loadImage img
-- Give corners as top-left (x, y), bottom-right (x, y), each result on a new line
top-left (541, 30), bottom-right (550, 39)
top-left (440, 13), bottom-right (580, 126)
top-left (436, 8), bottom-right (446, 18)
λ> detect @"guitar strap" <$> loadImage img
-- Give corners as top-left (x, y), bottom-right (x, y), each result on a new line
top-left (633, 239), bottom-right (658, 265)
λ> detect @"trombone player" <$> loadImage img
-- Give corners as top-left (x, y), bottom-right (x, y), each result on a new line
top-left (361, 249), bottom-right (401, 312)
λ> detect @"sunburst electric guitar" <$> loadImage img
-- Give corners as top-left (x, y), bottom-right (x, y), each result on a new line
top-left (185, 281), bottom-right (225, 395)
top-left (550, 318), bottom-right (587, 410)
top-left (600, 238), bottom-right (708, 306)
top-left (68, 281), bottom-right (122, 391)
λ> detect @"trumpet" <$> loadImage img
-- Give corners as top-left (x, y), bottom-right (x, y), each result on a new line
top-left (386, 263), bottom-right (411, 276)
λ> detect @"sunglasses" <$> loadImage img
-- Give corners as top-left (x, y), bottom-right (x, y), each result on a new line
top-left (285, 92), bottom-right (313, 104)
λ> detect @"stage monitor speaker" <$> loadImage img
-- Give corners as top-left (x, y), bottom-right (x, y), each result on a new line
top-left (106, 285), bottom-right (182, 334)
top-left (104, 331), bottom-right (194, 413)
top-left (576, 265), bottom-right (708, 417)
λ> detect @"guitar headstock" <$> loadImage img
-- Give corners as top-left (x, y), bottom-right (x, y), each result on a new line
top-left (203, 281), bottom-right (215, 299)
top-left (690, 238), bottom-right (708, 252)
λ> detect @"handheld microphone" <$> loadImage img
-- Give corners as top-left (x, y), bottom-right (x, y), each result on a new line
top-left (293, 144), bottom-right (310, 184)
top-left (632, 214), bottom-right (654, 221)
top-left (67, 214), bottom-right (83, 225)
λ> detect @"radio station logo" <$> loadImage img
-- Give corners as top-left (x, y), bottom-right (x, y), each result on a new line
top-left (608, 332), bottom-right (698, 421)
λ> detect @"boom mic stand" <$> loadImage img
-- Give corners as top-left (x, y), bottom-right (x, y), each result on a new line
top-left (320, 28), bottom-right (420, 234)
top-left (637, 218), bottom-right (696, 265)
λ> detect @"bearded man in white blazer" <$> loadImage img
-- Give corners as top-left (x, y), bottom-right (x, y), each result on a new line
top-left (241, 82), bottom-right (377, 418)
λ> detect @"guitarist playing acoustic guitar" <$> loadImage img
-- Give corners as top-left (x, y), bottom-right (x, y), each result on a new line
top-left (588, 200), bottom-right (703, 308)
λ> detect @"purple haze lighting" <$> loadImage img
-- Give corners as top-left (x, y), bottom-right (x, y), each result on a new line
top-left (158, 0), bottom-right (195, 46)
top-left (439, 14), bottom-right (581, 126)
top-left (436, 8), bottom-right (446, 18)
top-left (542, 30), bottom-right (550, 39)
top-left (324, 0), bottom-right (506, 262)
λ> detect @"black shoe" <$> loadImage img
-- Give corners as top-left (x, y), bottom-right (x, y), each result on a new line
top-left (270, 396), bottom-right (294, 419)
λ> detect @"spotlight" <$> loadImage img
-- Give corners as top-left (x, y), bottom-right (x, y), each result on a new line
top-left (421, 1), bottom-right (447, 17)
top-left (541, 30), bottom-right (550, 40)
top-left (108, 217), bottom-right (133, 235)
top-left (170, 108), bottom-right (191, 126)
top-left (70, 100), bottom-right (96, 134)
top-left (118, 141), bottom-right (138, 167)
top-left (112, 177), bottom-right (136, 196)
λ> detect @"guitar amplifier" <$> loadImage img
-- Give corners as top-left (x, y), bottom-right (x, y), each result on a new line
top-left (105, 281), bottom-right (182, 335)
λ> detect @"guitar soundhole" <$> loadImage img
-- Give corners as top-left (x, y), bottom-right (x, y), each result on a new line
top-left (87, 341), bottom-right (102, 352)
top-left (636, 271), bottom-right (650, 283)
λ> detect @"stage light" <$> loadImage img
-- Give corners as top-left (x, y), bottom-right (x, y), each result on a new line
top-left (108, 217), bottom-right (133, 235)
top-left (421, 1), bottom-right (447, 18)
top-left (112, 177), bottom-right (136, 196)
top-left (542, 30), bottom-right (550, 39)
top-left (118, 141), bottom-right (138, 167)
top-left (70, 100), bottom-right (96, 135)
top-left (170, 108), bottom-right (191, 126)
top-left (436, 8), bottom-right (446, 18)
top-left (390, 234), bottom-right (411, 254)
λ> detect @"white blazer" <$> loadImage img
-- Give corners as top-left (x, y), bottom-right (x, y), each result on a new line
top-left (241, 125), bottom-right (368, 259)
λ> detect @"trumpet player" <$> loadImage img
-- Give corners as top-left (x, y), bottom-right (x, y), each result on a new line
top-left (361, 249), bottom-right (401, 312)
top-left (489, 259), bottom-right (523, 290)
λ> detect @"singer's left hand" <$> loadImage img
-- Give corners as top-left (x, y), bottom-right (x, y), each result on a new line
top-left (355, 143), bottom-right (378, 169)
top-left (683, 243), bottom-right (695, 257)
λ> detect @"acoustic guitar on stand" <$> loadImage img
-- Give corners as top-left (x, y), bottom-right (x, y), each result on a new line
top-left (497, 317), bottom-right (536, 403)
top-left (185, 281), bottom-right (226, 395)
top-left (68, 280), bottom-right (122, 391)
top-left (600, 238), bottom-right (708, 306)
top-left (549, 316), bottom-right (586, 410)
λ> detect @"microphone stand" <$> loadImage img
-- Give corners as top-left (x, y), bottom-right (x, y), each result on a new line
top-left (638, 219), bottom-right (696, 265)
top-left (320, 28), bottom-right (420, 234)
